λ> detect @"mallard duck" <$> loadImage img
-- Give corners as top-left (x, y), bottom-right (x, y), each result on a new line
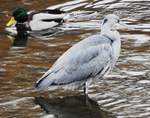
top-left (5, 7), bottom-right (66, 36)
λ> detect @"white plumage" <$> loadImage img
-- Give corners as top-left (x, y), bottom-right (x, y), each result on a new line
top-left (35, 14), bottom-right (121, 94)
top-left (29, 13), bottom-right (66, 31)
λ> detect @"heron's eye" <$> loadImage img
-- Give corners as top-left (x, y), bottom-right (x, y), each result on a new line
top-left (103, 18), bottom-right (108, 25)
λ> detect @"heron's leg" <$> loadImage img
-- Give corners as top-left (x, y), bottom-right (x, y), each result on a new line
top-left (83, 82), bottom-right (89, 95)
top-left (83, 83), bottom-right (86, 95)
top-left (85, 81), bottom-right (89, 95)
top-left (85, 79), bottom-right (93, 95)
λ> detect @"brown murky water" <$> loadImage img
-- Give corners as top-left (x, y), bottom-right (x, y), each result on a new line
top-left (0, 0), bottom-right (150, 118)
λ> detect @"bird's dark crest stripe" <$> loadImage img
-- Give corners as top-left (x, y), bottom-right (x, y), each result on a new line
top-left (103, 18), bottom-right (108, 25)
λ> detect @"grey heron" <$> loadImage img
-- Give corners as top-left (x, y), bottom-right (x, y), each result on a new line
top-left (35, 14), bottom-right (123, 94)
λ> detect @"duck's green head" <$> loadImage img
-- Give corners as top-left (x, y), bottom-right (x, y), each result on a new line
top-left (6, 7), bottom-right (28, 26)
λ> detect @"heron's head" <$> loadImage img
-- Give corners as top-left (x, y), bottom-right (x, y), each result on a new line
top-left (101, 14), bottom-right (120, 31)
top-left (6, 7), bottom-right (28, 27)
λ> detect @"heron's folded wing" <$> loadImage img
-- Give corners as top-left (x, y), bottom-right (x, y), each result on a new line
top-left (52, 44), bottom-right (113, 85)
top-left (35, 42), bottom-right (112, 90)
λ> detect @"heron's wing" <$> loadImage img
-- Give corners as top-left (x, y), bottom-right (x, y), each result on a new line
top-left (35, 39), bottom-right (113, 90)
top-left (54, 44), bottom-right (113, 84)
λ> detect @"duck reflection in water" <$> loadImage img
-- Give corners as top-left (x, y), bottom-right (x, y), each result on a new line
top-left (34, 95), bottom-right (115, 118)
top-left (12, 23), bottom-right (28, 47)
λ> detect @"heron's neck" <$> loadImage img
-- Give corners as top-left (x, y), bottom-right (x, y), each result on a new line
top-left (101, 25), bottom-right (121, 64)
top-left (101, 25), bottom-right (120, 41)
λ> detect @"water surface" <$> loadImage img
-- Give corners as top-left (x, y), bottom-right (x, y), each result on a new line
top-left (0, 0), bottom-right (150, 118)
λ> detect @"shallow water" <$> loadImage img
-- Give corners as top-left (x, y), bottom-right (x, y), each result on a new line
top-left (0, 0), bottom-right (150, 118)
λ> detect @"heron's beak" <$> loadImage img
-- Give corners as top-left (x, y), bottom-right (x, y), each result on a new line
top-left (6, 17), bottom-right (16, 27)
top-left (119, 22), bottom-right (135, 30)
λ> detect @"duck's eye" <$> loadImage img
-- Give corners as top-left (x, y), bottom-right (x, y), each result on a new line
top-left (103, 18), bottom-right (108, 25)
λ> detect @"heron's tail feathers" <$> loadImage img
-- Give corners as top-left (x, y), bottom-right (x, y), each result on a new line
top-left (35, 74), bottom-right (53, 91)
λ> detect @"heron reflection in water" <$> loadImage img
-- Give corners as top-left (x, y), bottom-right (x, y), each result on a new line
top-left (34, 95), bottom-right (115, 118)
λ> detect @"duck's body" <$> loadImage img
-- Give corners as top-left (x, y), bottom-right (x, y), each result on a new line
top-left (5, 8), bottom-right (66, 36)
top-left (35, 14), bottom-right (122, 94)
top-left (28, 9), bottom-right (65, 31)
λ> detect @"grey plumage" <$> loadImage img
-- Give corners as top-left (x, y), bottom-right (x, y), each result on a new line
top-left (35, 14), bottom-right (122, 93)
top-left (35, 34), bottom-right (113, 90)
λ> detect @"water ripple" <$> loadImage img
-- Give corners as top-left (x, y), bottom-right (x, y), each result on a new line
top-left (0, 0), bottom-right (150, 117)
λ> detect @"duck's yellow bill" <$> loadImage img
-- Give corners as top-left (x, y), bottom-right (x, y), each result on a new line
top-left (6, 17), bottom-right (16, 27)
